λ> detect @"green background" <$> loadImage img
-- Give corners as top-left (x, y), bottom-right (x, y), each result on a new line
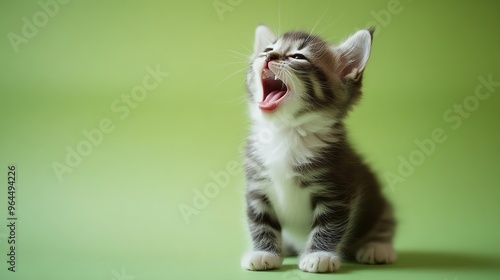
top-left (1, 0), bottom-right (500, 279)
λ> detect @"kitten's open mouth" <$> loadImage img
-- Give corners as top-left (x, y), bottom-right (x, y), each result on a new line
top-left (259, 68), bottom-right (288, 111)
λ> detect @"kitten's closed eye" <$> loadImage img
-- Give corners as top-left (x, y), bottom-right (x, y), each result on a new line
top-left (263, 47), bottom-right (273, 53)
top-left (289, 53), bottom-right (307, 60)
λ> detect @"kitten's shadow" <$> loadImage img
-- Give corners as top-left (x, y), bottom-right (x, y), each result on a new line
top-left (279, 251), bottom-right (499, 274)
top-left (342, 250), bottom-right (500, 273)
top-left (395, 251), bottom-right (500, 270)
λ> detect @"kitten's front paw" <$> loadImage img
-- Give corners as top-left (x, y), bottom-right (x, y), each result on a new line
top-left (241, 251), bottom-right (282, 271)
top-left (299, 251), bottom-right (341, 273)
top-left (356, 242), bottom-right (397, 264)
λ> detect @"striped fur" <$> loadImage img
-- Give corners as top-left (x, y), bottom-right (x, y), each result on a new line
top-left (241, 26), bottom-right (396, 273)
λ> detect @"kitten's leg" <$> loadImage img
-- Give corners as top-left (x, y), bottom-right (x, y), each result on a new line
top-left (241, 190), bottom-right (283, 271)
top-left (355, 208), bottom-right (397, 264)
top-left (299, 197), bottom-right (347, 273)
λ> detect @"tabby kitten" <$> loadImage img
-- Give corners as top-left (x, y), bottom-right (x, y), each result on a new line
top-left (241, 25), bottom-right (396, 273)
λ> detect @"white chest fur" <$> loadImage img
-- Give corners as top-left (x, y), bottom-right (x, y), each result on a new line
top-left (266, 174), bottom-right (313, 253)
top-left (251, 118), bottom-right (335, 252)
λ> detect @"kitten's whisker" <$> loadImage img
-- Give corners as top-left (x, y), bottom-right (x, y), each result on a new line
top-left (239, 45), bottom-right (253, 56)
top-left (217, 68), bottom-right (248, 86)
top-left (306, 7), bottom-right (330, 44)
top-left (218, 94), bottom-right (247, 105)
top-left (213, 61), bottom-right (249, 69)
top-left (224, 49), bottom-right (251, 60)
top-left (278, 0), bottom-right (281, 35)
top-left (315, 14), bottom-right (344, 39)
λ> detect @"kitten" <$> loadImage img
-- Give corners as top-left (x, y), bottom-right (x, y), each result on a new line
top-left (241, 25), bottom-right (396, 273)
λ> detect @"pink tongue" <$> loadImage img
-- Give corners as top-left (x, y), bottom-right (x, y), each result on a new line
top-left (258, 90), bottom-right (286, 111)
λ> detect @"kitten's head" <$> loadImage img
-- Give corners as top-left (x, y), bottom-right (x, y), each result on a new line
top-left (247, 25), bottom-right (373, 123)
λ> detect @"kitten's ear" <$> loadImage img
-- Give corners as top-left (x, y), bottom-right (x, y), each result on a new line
top-left (254, 25), bottom-right (276, 54)
top-left (333, 29), bottom-right (373, 82)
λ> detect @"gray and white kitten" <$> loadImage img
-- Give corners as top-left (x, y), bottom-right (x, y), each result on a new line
top-left (241, 25), bottom-right (396, 273)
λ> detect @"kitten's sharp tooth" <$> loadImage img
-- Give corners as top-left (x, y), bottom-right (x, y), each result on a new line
top-left (274, 76), bottom-right (278, 80)
top-left (263, 69), bottom-right (274, 80)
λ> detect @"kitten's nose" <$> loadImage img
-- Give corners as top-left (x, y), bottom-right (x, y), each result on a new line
top-left (266, 52), bottom-right (280, 62)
